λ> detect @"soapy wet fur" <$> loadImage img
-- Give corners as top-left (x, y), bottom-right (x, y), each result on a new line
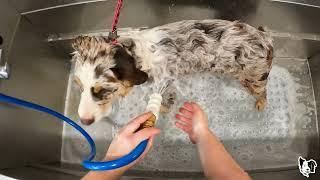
top-left (72, 20), bottom-right (273, 124)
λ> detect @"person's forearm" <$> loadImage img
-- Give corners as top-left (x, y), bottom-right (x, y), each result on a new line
top-left (197, 129), bottom-right (251, 180)
top-left (82, 170), bottom-right (122, 180)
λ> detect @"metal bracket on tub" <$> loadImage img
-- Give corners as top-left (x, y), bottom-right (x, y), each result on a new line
top-left (0, 49), bottom-right (10, 79)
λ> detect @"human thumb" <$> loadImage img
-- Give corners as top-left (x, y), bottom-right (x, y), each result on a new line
top-left (133, 127), bottom-right (161, 144)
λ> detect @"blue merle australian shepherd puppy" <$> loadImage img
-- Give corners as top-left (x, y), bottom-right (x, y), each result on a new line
top-left (71, 20), bottom-right (273, 125)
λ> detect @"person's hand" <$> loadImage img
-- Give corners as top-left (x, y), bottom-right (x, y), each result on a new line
top-left (175, 102), bottom-right (209, 144)
top-left (105, 112), bottom-right (161, 173)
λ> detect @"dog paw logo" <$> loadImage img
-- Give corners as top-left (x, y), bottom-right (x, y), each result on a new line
top-left (298, 156), bottom-right (317, 178)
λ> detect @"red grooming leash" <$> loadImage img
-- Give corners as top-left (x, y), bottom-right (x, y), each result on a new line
top-left (109, 0), bottom-right (124, 44)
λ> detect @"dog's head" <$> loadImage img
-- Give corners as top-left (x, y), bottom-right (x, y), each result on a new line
top-left (299, 156), bottom-right (318, 177)
top-left (72, 36), bottom-right (148, 125)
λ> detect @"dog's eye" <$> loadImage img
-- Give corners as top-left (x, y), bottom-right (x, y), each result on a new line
top-left (91, 86), bottom-right (117, 100)
top-left (97, 101), bottom-right (108, 106)
top-left (73, 76), bottom-right (84, 92)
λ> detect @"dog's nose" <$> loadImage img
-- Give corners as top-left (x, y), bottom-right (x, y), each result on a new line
top-left (80, 118), bottom-right (95, 125)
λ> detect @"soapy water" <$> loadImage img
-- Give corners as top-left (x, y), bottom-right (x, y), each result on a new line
top-left (111, 65), bottom-right (298, 139)
top-left (62, 62), bottom-right (317, 171)
top-left (106, 64), bottom-right (315, 170)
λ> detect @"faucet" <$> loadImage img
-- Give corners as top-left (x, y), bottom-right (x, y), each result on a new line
top-left (0, 48), bottom-right (10, 79)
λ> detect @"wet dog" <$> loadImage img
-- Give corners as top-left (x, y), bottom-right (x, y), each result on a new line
top-left (72, 20), bottom-right (273, 125)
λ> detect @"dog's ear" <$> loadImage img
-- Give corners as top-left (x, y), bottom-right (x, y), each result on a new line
top-left (298, 157), bottom-right (305, 168)
top-left (308, 160), bottom-right (317, 172)
top-left (110, 45), bottom-right (148, 85)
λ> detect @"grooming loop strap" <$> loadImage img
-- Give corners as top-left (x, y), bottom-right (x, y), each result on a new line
top-left (109, 0), bottom-right (123, 44)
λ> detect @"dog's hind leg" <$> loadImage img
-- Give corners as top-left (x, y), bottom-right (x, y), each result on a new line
top-left (240, 77), bottom-right (268, 111)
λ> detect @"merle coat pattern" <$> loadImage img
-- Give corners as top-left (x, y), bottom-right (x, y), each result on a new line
top-left (72, 20), bottom-right (273, 125)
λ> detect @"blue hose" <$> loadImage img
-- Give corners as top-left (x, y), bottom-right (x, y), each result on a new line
top-left (0, 93), bottom-right (148, 171)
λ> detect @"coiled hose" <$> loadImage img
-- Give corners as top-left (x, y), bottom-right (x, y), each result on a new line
top-left (0, 93), bottom-right (148, 171)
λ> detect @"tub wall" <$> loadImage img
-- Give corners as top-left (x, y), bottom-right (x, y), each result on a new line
top-left (8, 0), bottom-right (106, 14)
top-left (0, 0), bottom-right (319, 179)
top-left (0, 0), bottom-right (20, 65)
top-left (0, 2), bottom-right (69, 169)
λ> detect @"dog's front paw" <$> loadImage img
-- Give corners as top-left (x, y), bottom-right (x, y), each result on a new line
top-left (160, 105), bottom-right (170, 113)
top-left (255, 97), bottom-right (266, 111)
top-left (161, 91), bottom-right (176, 113)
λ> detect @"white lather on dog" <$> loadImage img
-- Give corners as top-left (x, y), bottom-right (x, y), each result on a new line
top-left (72, 20), bottom-right (273, 125)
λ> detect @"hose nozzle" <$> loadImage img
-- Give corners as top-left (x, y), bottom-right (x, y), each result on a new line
top-left (140, 93), bottom-right (162, 129)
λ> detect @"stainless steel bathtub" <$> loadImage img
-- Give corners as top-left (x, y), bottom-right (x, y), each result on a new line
top-left (0, 0), bottom-right (319, 179)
